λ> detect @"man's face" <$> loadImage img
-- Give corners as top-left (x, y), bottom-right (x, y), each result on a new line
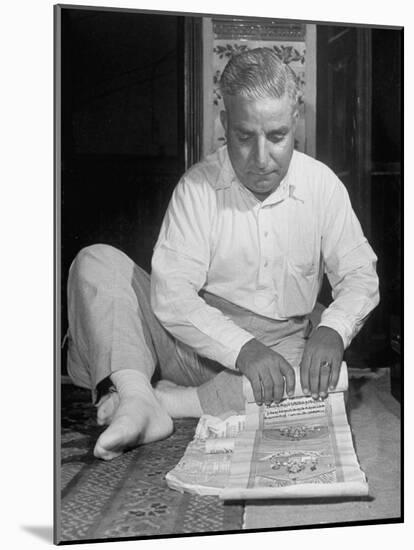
top-left (220, 94), bottom-right (298, 200)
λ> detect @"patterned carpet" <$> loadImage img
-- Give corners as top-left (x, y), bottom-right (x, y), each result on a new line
top-left (59, 384), bottom-right (244, 543)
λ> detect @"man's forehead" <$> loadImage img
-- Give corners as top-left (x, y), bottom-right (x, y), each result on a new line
top-left (227, 105), bottom-right (295, 131)
top-left (225, 94), bottom-right (295, 119)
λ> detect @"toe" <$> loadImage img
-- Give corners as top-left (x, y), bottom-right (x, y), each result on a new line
top-left (96, 393), bottom-right (119, 426)
top-left (93, 440), bottom-right (123, 461)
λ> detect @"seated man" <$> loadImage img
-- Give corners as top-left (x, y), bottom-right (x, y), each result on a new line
top-left (66, 48), bottom-right (379, 461)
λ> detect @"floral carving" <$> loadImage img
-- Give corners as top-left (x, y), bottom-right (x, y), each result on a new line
top-left (212, 43), bottom-right (305, 107)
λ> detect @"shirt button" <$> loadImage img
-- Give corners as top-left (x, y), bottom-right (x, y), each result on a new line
top-left (264, 260), bottom-right (269, 267)
top-left (264, 231), bottom-right (269, 237)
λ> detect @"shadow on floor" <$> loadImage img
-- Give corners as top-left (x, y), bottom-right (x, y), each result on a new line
top-left (21, 525), bottom-right (53, 544)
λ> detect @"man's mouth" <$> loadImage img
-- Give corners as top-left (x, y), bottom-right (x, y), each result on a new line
top-left (251, 170), bottom-right (277, 177)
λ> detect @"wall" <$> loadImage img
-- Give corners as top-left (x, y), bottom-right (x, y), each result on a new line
top-left (60, 8), bottom-right (186, 358)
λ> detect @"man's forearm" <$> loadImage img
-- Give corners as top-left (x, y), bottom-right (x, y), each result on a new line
top-left (319, 257), bottom-right (379, 348)
top-left (151, 249), bottom-right (253, 368)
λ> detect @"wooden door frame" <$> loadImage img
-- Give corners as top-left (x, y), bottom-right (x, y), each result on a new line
top-left (317, 25), bottom-right (372, 239)
top-left (184, 17), bottom-right (203, 169)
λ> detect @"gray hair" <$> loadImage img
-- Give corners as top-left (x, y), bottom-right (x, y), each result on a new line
top-left (220, 47), bottom-right (299, 109)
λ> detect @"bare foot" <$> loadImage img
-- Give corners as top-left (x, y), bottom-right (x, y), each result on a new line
top-left (154, 379), bottom-right (203, 418)
top-left (93, 370), bottom-right (173, 461)
top-left (96, 391), bottom-right (119, 426)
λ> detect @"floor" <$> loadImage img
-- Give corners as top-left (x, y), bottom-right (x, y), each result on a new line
top-left (58, 383), bottom-right (243, 543)
top-left (57, 369), bottom-right (401, 543)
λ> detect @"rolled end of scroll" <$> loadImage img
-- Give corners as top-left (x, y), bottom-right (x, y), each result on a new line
top-left (220, 480), bottom-right (369, 501)
top-left (243, 361), bottom-right (348, 404)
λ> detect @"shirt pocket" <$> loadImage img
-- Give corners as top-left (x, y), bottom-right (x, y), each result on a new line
top-left (287, 217), bottom-right (318, 276)
top-left (282, 257), bottom-right (319, 317)
top-left (280, 216), bottom-right (320, 317)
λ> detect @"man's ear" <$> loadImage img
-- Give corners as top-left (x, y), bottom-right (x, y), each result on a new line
top-left (291, 107), bottom-right (299, 131)
top-left (220, 110), bottom-right (228, 134)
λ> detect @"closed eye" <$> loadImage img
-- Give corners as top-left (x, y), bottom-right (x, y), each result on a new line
top-left (268, 133), bottom-right (287, 144)
top-left (236, 132), bottom-right (252, 142)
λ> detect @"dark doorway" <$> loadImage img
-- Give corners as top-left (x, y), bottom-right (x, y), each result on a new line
top-left (60, 7), bottom-right (186, 268)
top-left (316, 25), bottom-right (402, 379)
top-left (58, 8), bottom-right (204, 357)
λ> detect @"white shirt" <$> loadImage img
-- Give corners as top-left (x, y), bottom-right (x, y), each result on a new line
top-left (151, 146), bottom-right (379, 369)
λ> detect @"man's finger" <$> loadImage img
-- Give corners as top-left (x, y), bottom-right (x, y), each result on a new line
top-left (300, 348), bottom-right (311, 396)
top-left (270, 369), bottom-right (285, 404)
top-left (250, 375), bottom-right (263, 405)
top-left (309, 356), bottom-right (321, 398)
top-left (328, 358), bottom-right (342, 390)
top-left (260, 372), bottom-right (274, 406)
top-left (319, 360), bottom-right (331, 398)
top-left (280, 362), bottom-right (296, 398)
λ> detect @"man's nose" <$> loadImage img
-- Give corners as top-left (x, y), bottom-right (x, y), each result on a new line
top-left (254, 137), bottom-right (269, 169)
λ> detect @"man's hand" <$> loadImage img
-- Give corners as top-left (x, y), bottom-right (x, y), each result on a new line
top-left (300, 326), bottom-right (344, 400)
top-left (236, 339), bottom-right (295, 406)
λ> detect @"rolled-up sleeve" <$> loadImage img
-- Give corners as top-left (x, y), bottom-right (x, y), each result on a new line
top-left (318, 174), bottom-right (380, 348)
top-left (151, 177), bottom-right (253, 369)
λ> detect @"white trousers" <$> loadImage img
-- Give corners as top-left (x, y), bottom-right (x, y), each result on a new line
top-left (66, 244), bottom-right (311, 414)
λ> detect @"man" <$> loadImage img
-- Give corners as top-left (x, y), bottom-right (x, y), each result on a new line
top-left (66, 48), bottom-right (379, 461)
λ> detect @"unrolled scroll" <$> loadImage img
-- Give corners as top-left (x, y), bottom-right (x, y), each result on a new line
top-left (166, 362), bottom-right (368, 500)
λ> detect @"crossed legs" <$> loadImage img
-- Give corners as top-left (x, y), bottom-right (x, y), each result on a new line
top-left (67, 245), bottom-right (184, 459)
top-left (66, 244), bottom-right (308, 460)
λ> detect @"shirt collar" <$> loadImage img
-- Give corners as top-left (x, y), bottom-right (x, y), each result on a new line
top-left (264, 151), bottom-right (305, 205)
top-left (213, 147), bottom-right (305, 203)
top-left (212, 146), bottom-right (235, 189)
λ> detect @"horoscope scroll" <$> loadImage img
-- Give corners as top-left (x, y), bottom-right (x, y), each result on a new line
top-left (166, 362), bottom-right (368, 499)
